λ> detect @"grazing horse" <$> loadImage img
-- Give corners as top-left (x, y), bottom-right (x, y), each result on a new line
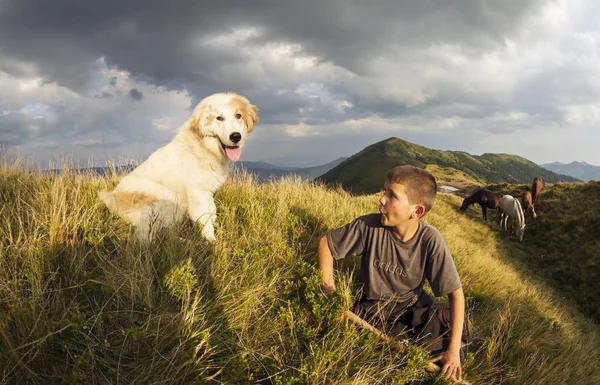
top-left (460, 188), bottom-right (504, 221)
top-left (499, 195), bottom-right (526, 242)
top-left (531, 177), bottom-right (543, 205)
top-left (521, 191), bottom-right (537, 220)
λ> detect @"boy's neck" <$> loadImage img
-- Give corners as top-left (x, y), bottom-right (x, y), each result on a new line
top-left (392, 219), bottom-right (420, 242)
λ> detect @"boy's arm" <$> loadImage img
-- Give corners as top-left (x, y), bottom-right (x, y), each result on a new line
top-left (431, 287), bottom-right (465, 380)
top-left (448, 287), bottom-right (465, 355)
top-left (317, 235), bottom-right (336, 294)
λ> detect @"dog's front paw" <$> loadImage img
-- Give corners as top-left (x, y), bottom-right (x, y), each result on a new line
top-left (201, 229), bottom-right (216, 242)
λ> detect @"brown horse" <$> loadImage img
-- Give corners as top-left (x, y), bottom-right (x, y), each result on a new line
top-left (531, 177), bottom-right (543, 204)
top-left (521, 191), bottom-right (537, 220)
top-left (460, 188), bottom-right (504, 221)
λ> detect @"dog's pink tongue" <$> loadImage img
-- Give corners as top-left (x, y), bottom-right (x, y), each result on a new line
top-left (226, 146), bottom-right (242, 162)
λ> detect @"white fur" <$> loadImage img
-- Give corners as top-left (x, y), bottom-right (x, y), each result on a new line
top-left (98, 92), bottom-right (259, 242)
top-left (499, 194), bottom-right (526, 242)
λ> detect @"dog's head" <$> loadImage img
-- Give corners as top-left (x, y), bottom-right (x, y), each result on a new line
top-left (190, 92), bottom-right (259, 162)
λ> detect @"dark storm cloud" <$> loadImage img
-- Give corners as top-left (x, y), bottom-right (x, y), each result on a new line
top-left (128, 88), bottom-right (143, 101)
top-left (0, 0), bottom-right (546, 92)
top-left (5, 0), bottom-right (597, 166)
top-left (0, 0), bottom-right (559, 142)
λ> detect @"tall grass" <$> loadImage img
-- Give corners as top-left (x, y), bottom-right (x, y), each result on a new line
top-left (1, 161), bottom-right (599, 384)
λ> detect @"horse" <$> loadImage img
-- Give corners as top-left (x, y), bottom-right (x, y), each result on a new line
top-left (498, 195), bottom-right (526, 242)
top-left (521, 191), bottom-right (537, 220)
top-left (531, 177), bottom-right (543, 204)
top-left (460, 188), bottom-right (504, 221)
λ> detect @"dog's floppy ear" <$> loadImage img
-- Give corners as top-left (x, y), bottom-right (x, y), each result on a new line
top-left (190, 103), bottom-right (214, 133)
top-left (245, 104), bottom-right (259, 133)
top-left (230, 94), bottom-right (259, 133)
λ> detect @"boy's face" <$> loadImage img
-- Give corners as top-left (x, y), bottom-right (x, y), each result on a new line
top-left (379, 182), bottom-right (423, 228)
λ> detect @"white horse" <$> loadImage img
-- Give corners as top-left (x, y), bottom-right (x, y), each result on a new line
top-left (498, 195), bottom-right (526, 242)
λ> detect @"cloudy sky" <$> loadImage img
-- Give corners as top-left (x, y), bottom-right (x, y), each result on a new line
top-left (1, 0), bottom-right (600, 168)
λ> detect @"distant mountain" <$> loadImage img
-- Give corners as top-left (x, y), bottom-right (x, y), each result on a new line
top-left (236, 161), bottom-right (297, 171)
top-left (44, 164), bottom-right (136, 176)
top-left (541, 161), bottom-right (600, 182)
top-left (317, 137), bottom-right (579, 194)
top-left (46, 158), bottom-right (348, 182)
top-left (234, 157), bottom-right (348, 182)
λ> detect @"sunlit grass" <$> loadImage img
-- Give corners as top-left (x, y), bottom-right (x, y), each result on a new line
top-left (1, 159), bottom-right (599, 384)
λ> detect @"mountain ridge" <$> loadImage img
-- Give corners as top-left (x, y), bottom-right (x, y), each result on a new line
top-left (234, 157), bottom-right (347, 182)
top-left (317, 137), bottom-right (579, 194)
top-left (44, 158), bottom-right (348, 182)
top-left (541, 160), bottom-right (600, 182)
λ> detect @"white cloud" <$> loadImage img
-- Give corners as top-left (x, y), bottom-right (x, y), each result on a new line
top-left (2, 0), bottom-right (600, 167)
top-left (0, 58), bottom-right (194, 166)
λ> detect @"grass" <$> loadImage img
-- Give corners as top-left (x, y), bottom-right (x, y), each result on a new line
top-left (1, 161), bottom-right (600, 384)
top-left (424, 165), bottom-right (481, 191)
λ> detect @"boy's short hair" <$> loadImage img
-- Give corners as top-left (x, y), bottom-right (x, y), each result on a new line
top-left (386, 165), bottom-right (437, 213)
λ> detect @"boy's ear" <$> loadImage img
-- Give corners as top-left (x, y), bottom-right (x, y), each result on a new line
top-left (413, 205), bottom-right (425, 219)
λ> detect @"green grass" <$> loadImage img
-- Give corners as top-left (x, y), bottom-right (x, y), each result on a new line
top-left (1, 162), bottom-right (600, 384)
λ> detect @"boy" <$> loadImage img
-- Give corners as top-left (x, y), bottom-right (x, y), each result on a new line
top-left (318, 165), bottom-right (466, 381)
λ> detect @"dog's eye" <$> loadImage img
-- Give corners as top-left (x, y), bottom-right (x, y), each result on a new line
top-left (216, 116), bottom-right (224, 121)
top-left (235, 113), bottom-right (242, 119)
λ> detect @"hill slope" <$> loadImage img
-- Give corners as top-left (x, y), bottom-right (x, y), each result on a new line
top-left (483, 180), bottom-right (600, 322)
top-left (1, 165), bottom-right (599, 384)
top-left (542, 161), bottom-right (600, 182)
top-left (317, 137), bottom-right (579, 194)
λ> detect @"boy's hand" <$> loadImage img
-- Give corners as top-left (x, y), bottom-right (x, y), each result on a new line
top-left (320, 282), bottom-right (336, 295)
top-left (430, 349), bottom-right (462, 381)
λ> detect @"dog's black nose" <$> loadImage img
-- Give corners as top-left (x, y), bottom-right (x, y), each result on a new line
top-left (229, 132), bottom-right (242, 144)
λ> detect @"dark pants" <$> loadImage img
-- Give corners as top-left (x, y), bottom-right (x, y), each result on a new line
top-left (352, 291), bottom-right (468, 361)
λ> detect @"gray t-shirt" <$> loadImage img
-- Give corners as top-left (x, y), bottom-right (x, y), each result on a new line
top-left (327, 213), bottom-right (461, 310)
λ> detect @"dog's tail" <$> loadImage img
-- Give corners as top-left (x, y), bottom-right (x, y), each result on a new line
top-left (98, 191), bottom-right (118, 213)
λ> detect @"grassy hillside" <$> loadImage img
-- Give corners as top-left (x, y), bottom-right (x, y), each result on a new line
top-left (424, 165), bottom-right (481, 191)
top-left (476, 180), bottom-right (600, 323)
top-left (317, 137), bottom-right (579, 194)
top-left (1, 163), bottom-right (600, 384)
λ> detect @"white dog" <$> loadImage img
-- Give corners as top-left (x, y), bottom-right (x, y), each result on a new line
top-left (98, 92), bottom-right (259, 242)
